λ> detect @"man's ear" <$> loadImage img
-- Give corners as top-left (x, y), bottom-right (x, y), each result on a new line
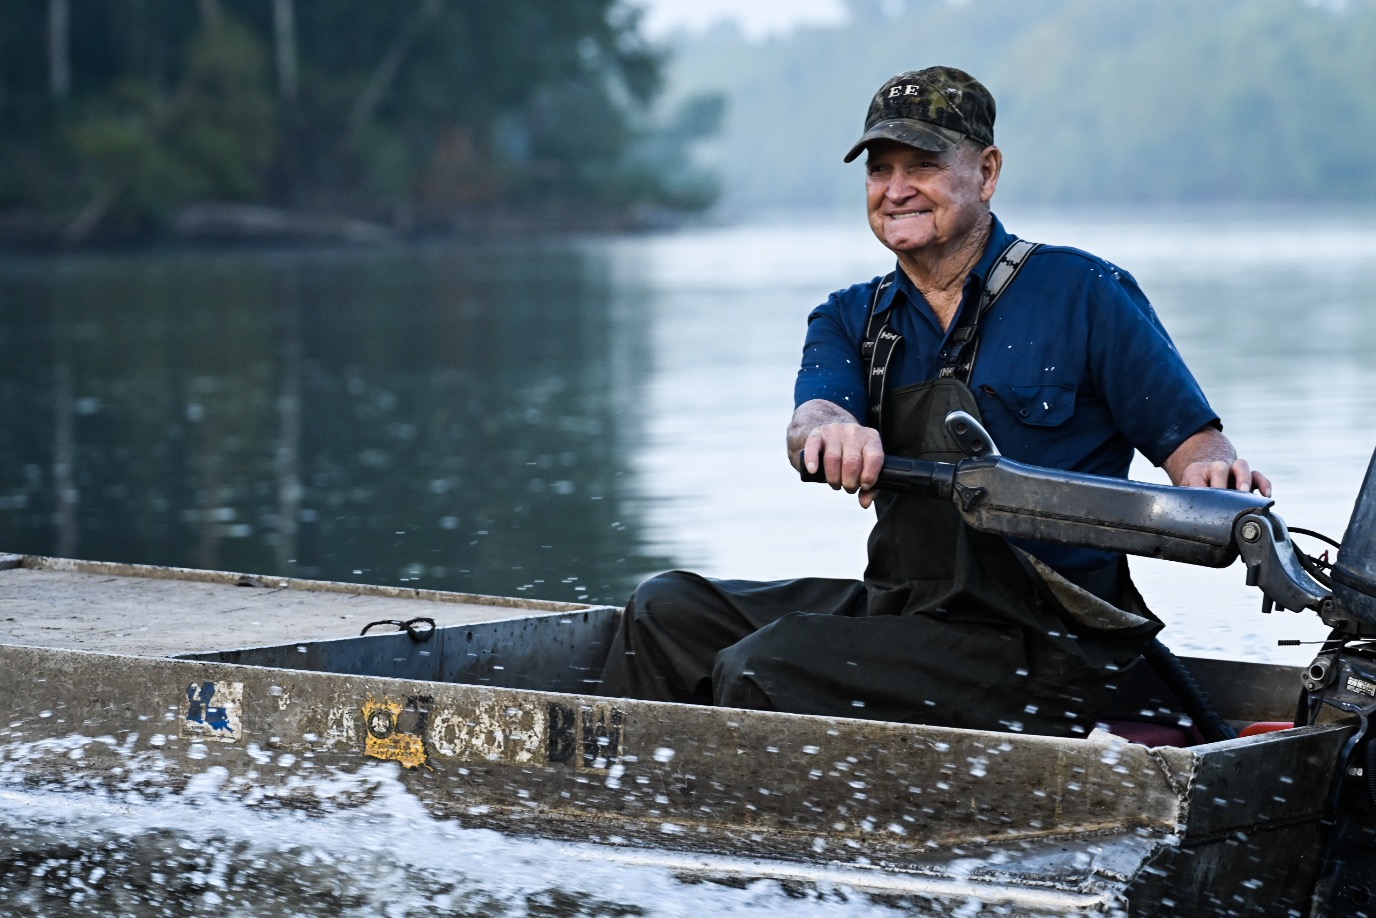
top-left (979, 145), bottom-right (1002, 203)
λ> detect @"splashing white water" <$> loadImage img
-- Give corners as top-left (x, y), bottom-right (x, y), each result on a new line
top-left (0, 733), bottom-right (933, 917)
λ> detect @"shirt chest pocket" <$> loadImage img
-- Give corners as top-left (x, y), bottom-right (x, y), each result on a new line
top-left (980, 383), bottom-right (1077, 428)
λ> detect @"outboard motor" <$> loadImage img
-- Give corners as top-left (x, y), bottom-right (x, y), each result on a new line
top-left (1306, 443), bottom-right (1376, 917)
top-left (1331, 447), bottom-right (1376, 638)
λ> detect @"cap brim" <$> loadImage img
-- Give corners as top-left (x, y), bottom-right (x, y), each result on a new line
top-left (843, 119), bottom-right (968, 163)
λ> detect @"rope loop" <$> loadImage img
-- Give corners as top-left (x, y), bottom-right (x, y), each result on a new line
top-left (360, 616), bottom-right (437, 642)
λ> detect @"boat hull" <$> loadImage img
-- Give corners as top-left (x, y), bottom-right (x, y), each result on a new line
top-left (0, 554), bottom-right (1348, 915)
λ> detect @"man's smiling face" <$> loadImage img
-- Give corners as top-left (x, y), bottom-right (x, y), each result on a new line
top-left (864, 139), bottom-right (996, 259)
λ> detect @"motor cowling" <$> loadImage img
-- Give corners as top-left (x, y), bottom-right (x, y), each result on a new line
top-left (1331, 446), bottom-right (1376, 634)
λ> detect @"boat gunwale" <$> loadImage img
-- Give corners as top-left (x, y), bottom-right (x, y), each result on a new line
top-left (0, 552), bottom-right (609, 615)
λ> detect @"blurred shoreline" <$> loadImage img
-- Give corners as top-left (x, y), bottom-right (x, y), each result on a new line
top-left (0, 200), bottom-right (717, 253)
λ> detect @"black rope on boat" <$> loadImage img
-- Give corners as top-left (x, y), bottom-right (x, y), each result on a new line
top-left (1290, 526), bottom-right (1343, 552)
top-left (1296, 550), bottom-right (1336, 590)
top-left (360, 617), bottom-right (437, 642)
top-left (1291, 527), bottom-right (1340, 589)
top-left (1145, 638), bottom-right (1238, 743)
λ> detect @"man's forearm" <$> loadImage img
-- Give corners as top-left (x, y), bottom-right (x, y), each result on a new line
top-left (1161, 427), bottom-right (1236, 484)
top-left (1162, 425), bottom-right (1272, 496)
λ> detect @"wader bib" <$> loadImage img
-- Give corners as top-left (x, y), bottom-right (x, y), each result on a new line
top-left (846, 371), bottom-right (1161, 734)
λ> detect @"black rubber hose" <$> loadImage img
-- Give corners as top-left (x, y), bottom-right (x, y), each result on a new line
top-left (1145, 637), bottom-right (1238, 743)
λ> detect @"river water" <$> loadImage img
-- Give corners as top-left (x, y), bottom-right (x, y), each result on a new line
top-left (5, 207), bottom-right (1374, 663)
top-left (1, 207), bottom-right (1375, 913)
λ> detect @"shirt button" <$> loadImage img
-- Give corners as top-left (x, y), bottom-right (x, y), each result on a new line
top-left (1018, 408), bottom-right (1030, 418)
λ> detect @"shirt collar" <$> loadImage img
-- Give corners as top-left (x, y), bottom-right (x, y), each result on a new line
top-left (873, 213), bottom-right (1015, 316)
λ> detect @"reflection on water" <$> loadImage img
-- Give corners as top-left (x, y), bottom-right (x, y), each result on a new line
top-left (0, 243), bottom-right (670, 605)
top-left (2, 207), bottom-right (1375, 662)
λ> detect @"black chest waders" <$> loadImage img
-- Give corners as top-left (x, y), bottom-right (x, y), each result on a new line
top-left (851, 241), bottom-right (1168, 735)
top-left (859, 241), bottom-right (1232, 740)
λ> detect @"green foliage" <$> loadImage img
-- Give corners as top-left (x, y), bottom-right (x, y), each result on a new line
top-left (0, 0), bottom-right (718, 241)
top-left (664, 0), bottom-right (1376, 212)
top-left (67, 15), bottom-right (277, 230)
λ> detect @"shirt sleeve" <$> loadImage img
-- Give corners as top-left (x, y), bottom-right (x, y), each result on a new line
top-left (793, 287), bottom-right (872, 424)
top-left (1086, 264), bottom-right (1220, 467)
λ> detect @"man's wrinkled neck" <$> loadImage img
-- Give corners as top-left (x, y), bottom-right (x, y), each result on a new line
top-left (895, 210), bottom-right (993, 300)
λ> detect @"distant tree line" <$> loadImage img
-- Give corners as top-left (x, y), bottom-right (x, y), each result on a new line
top-left (667, 0), bottom-right (1376, 213)
top-left (0, 0), bottom-right (723, 245)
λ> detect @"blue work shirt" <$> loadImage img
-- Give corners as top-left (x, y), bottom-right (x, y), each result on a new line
top-left (794, 214), bottom-right (1220, 573)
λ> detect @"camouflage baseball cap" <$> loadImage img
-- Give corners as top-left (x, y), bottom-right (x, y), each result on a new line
top-left (843, 67), bottom-right (996, 163)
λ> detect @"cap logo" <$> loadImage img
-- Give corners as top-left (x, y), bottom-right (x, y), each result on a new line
top-left (887, 83), bottom-right (960, 114)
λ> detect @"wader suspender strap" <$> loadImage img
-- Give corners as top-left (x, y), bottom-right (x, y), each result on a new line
top-left (939, 238), bottom-right (1040, 382)
top-left (861, 274), bottom-right (898, 430)
top-left (862, 238), bottom-right (1040, 430)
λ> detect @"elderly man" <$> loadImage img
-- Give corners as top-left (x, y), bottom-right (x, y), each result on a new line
top-left (599, 67), bottom-right (1269, 737)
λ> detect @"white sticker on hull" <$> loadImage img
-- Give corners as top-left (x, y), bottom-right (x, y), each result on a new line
top-left (181, 680), bottom-right (243, 743)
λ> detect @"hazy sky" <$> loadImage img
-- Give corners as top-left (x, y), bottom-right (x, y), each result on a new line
top-left (632, 0), bottom-right (849, 40)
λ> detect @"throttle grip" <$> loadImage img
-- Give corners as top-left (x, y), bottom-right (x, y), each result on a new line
top-left (797, 453), bottom-right (828, 483)
top-left (797, 452), bottom-right (955, 498)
